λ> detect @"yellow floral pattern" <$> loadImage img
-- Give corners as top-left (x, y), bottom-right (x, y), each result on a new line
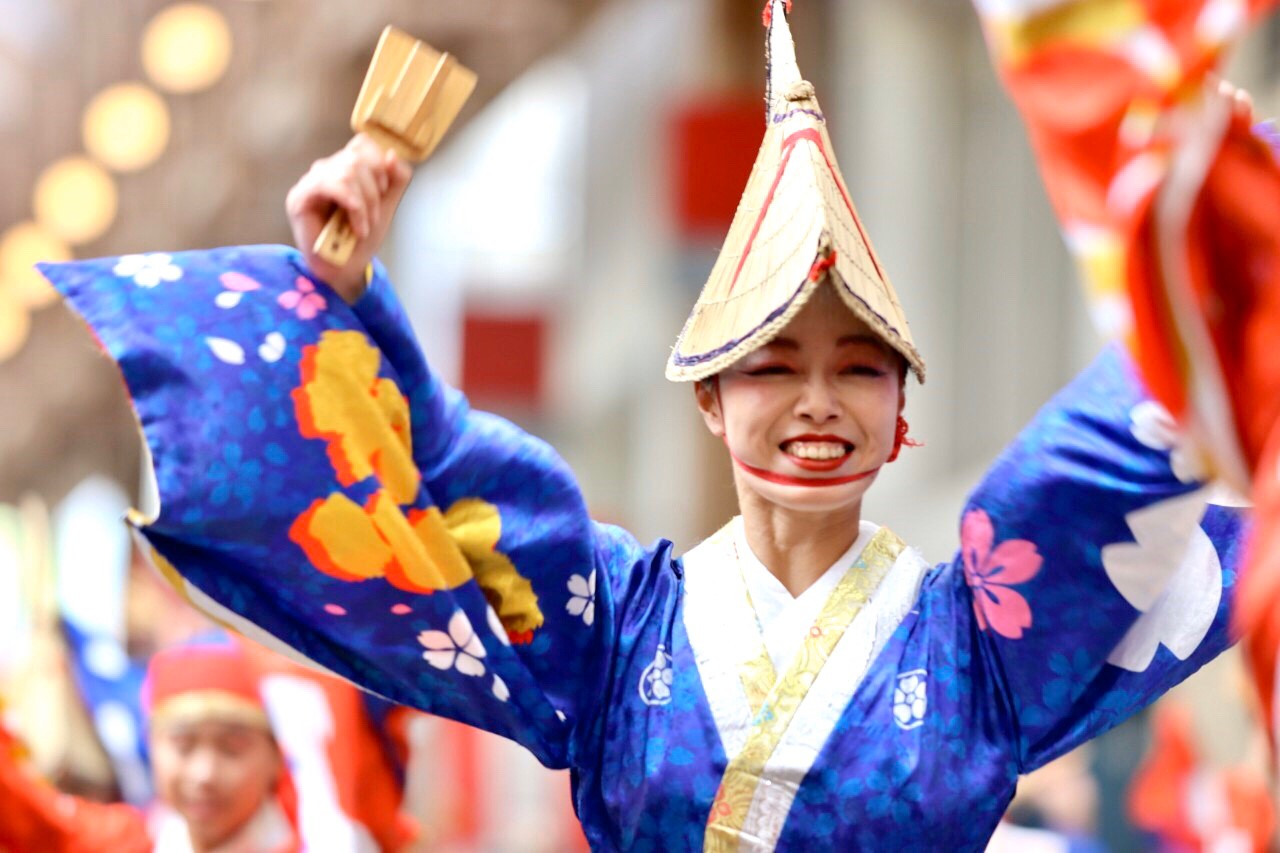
top-left (293, 330), bottom-right (419, 504)
top-left (288, 331), bottom-right (544, 640)
top-left (737, 645), bottom-right (775, 719)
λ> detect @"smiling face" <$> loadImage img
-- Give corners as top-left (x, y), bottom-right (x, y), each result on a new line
top-left (695, 285), bottom-right (905, 516)
top-left (150, 717), bottom-right (280, 850)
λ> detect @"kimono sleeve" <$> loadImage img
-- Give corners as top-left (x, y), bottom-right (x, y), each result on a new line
top-left (931, 345), bottom-right (1248, 772)
top-left (973, 0), bottom-right (1280, 734)
top-left (39, 245), bottom-right (659, 769)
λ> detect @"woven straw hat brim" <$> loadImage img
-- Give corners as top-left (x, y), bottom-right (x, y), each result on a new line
top-left (665, 0), bottom-right (924, 383)
top-left (664, 110), bottom-right (924, 383)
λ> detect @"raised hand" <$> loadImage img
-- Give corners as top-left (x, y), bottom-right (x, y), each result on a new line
top-left (286, 134), bottom-right (413, 303)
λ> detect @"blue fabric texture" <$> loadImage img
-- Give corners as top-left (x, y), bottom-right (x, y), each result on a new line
top-left (40, 245), bottom-right (1246, 851)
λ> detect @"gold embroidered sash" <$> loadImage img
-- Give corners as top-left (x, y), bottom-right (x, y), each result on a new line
top-left (705, 527), bottom-right (904, 852)
top-left (737, 644), bottom-right (775, 720)
top-left (732, 542), bottom-right (776, 718)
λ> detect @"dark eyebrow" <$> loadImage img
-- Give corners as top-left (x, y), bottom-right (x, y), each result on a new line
top-left (836, 334), bottom-right (886, 348)
top-left (759, 337), bottom-right (800, 351)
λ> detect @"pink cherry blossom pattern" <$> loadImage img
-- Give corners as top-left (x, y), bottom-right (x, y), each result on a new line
top-left (219, 271), bottom-right (262, 292)
top-left (278, 276), bottom-right (328, 320)
top-left (216, 272), bottom-right (264, 308)
top-left (961, 508), bottom-right (1043, 640)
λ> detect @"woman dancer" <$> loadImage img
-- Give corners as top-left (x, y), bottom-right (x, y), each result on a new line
top-left (40, 2), bottom-right (1247, 849)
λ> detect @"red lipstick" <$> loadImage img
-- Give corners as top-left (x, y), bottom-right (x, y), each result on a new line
top-left (789, 456), bottom-right (847, 472)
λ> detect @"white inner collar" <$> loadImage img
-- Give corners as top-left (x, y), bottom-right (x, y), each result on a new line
top-left (152, 799), bottom-right (294, 853)
top-left (732, 517), bottom-right (880, 675)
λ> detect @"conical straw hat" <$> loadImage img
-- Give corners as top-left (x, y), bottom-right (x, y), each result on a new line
top-left (666, 0), bottom-right (925, 383)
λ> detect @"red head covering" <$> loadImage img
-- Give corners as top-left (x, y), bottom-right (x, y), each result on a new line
top-left (143, 639), bottom-right (270, 730)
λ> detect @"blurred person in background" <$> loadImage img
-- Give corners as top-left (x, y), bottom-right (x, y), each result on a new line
top-left (1127, 702), bottom-right (1274, 853)
top-left (33, 1), bottom-right (1261, 849)
top-left (0, 635), bottom-right (417, 852)
top-left (0, 637), bottom-right (287, 851)
top-left (143, 638), bottom-right (291, 852)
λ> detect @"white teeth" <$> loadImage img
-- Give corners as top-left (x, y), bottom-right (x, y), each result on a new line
top-left (784, 441), bottom-right (849, 460)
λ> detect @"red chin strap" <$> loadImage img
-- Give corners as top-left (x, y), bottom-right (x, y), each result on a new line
top-left (729, 450), bottom-right (880, 488)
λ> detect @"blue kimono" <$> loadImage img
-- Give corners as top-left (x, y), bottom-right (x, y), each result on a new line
top-left (41, 246), bottom-right (1246, 851)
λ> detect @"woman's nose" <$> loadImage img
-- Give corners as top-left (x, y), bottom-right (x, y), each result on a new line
top-left (796, 375), bottom-right (840, 422)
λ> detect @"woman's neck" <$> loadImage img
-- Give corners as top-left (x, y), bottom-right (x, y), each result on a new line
top-left (736, 488), bottom-right (863, 597)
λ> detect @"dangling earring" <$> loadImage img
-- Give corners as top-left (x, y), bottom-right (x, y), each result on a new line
top-left (887, 416), bottom-right (920, 463)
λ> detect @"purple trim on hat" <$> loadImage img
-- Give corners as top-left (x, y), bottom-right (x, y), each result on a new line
top-left (672, 276), bottom-right (808, 368)
top-left (764, 12), bottom-right (776, 123)
top-left (772, 107), bottom-right (825, 125)
top-left (836, 280), bottom-right (907, 344)
top-left (672, 264), bottom-right (910, 369)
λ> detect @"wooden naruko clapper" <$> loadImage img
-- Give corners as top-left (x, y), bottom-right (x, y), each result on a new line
top-left (313, 26), bottom-right (477, 266)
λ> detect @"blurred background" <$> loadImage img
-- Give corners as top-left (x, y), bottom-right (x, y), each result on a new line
top-left (0, 0), bottom-right (1278, 849)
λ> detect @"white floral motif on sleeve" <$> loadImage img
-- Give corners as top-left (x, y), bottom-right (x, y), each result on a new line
top-left (1130, 400), bottom-right (1206, 484)
top-left (566, 570), bottom-right (596, 626)
top-left (419, 610), bottom-right (487, 677)
top-left (1103, 403), bottom-right (1224, 672)
top-left (485, 606), bottom-right (512, 647)
top-left (113, 253), bottom-right (182, 288)
top-left (205, 337), bottom-right (246, 365)
top-left (892, 669), bottom-right (928, 731)
top-left (639, 645), bottom-right (673, 707)
top-left (258, 332), bottom-right (286, 363)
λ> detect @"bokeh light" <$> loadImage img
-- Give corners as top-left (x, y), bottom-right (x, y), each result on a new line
top-left (0, 222), bottom-right (71, 309)
top-left (83, 83), bottom-right (171, 172)
top-left (32, 157), bottom-right (118, 246)
top-left (141, 3), bottom-right (233, 94)
top-left (0, 300), bottom-right (31, 362)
